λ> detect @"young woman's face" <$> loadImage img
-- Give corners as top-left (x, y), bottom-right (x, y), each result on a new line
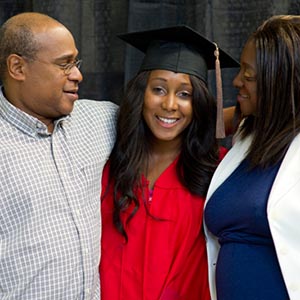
top-left (233, 39), bottom-right (258, 116)
top-left (143, 69), bottom-right (193, 144)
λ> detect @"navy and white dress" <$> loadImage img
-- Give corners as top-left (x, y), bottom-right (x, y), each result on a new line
top-left (204, 159), bottom-right (289, 300)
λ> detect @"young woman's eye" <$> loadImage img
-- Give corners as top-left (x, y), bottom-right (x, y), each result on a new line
top-left (178, 91), bottom-right (192, 99)
top-left (152, 87), bottom-right (165, 94)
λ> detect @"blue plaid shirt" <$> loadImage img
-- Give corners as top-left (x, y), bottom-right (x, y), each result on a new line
top-left (0, 89), bottom-right (118, 299)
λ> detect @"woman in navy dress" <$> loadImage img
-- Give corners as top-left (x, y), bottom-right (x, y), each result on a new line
top-left (204, 15), bottom-right (300, 300)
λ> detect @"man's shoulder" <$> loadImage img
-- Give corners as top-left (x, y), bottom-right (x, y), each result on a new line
top-left (70, 99), bottom-right (118, 131)
top-left (72, 99), bottom-right (118, 122)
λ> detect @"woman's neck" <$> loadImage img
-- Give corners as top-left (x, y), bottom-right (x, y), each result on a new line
top-left (144, 138), bottom-right (182, 189)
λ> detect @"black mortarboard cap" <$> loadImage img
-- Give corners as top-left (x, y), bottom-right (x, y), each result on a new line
top-left (118, 25), bottom-right (239, 139)
top-left (118, 25), bottom-right (239, 83)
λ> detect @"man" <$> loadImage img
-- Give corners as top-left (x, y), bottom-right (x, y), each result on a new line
top-left (0, 12), bottom-right (117, 299)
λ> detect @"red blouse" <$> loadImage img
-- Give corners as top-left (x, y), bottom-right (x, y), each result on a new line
top-left (100, 157), bottom-right (212, 300)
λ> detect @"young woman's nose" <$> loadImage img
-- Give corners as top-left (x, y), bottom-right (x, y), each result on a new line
top-left (162, 93), bottom-right (178, 111)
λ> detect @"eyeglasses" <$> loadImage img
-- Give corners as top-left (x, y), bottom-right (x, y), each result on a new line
top-left (56, 59), bottom-right (83, 75)
top-left (17, 53), bottom-right (82, 76)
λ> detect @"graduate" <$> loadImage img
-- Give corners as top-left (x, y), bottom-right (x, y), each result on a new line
top-left (100, 25), bottom-right (238, 300)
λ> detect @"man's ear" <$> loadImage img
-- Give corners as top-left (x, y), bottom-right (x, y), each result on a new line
top-left (6, 54), bottom-right (26, 81)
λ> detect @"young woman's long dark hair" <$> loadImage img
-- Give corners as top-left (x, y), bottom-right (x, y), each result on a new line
top-left (239, 15), bottom-right (300, 168)
top-left (106, 70), bottom-right (219, 239)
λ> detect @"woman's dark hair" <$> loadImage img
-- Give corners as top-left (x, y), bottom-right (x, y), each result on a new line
top-left (105, 70), bottom-right (219, 240)
top-left (239, 15), bottom-right (300, 168)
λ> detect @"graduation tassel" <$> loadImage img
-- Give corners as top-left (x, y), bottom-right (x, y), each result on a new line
top-left (213, 42), bottom-right (226, 139)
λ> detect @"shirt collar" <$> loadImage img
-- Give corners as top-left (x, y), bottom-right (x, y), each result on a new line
top-left (0, 87), bottom-right (70, 138)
